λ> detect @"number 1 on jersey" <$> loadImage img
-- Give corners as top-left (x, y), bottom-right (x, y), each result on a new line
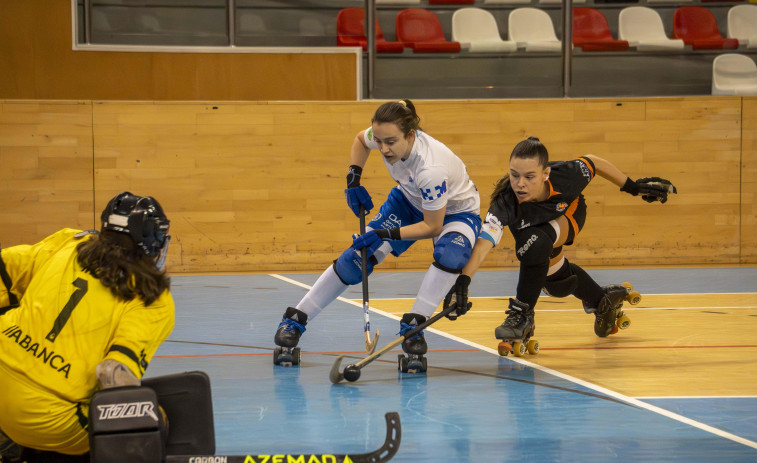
top-left (46, 277), bottom-right (88, 342)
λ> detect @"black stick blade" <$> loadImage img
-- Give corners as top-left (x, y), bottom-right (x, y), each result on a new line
top-left (165, 412), bottom-right (402, 463)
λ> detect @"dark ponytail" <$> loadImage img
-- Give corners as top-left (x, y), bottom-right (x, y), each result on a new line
top-left (77, 231), bottom-right (170, 306)
top-left (510, 136), bottom-right (549, 167)
top-left (371, 99), bottom-right (422, 136)
top-left (491, 137), bottom-right (549, 201)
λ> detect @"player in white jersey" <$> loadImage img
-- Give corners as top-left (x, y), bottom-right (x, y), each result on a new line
top-left (274, 99), bottom-right (481, 362)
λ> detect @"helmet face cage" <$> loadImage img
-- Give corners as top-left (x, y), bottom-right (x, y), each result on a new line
top-left (101, 192), bottom-right (171, 258)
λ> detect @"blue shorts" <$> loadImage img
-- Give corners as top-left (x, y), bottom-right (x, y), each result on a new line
top-left (367, 187), bottom-right (481, 257)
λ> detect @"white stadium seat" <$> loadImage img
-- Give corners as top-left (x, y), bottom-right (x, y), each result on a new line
top-left (712, 53), bottom-right (757, 96)
top-left (508, 8), bottom-right (561, 52)
top-left (618, 7), bottom-right (685, 51)
top-left (728, 5), bottom-right (757, 49)
top-left (452, 8), bottom-right (517, 53)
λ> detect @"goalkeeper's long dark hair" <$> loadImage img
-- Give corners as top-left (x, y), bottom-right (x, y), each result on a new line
top-left (491, 136), bottom-right (550, 201)
top-left (77, 231), bottom-right (170, 306)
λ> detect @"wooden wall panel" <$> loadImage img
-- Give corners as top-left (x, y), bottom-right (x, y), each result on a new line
top-left (743, 97), bottom-right (757, 263)
top-left (91, 101), bottom-right (390, 272)
top-left (1, 97), bottom-right (753, 272)
top-left (416, 98), bottom-right (742, 268)
top-left (0, 101), bottom-right (94, 241)
top-left (0, 0), bottom-right (357, 101)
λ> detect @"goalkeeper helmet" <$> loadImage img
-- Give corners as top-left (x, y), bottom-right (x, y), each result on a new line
top-left (101, 192), bottom-right (170, 259)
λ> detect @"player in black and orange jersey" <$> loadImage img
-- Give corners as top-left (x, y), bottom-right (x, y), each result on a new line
top-left (444, 137), bottom-right (676, 347)
top-left (0, 192), bottom-right (173, 461)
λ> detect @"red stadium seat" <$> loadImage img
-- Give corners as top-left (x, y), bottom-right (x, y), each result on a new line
top-left (396, 9), bottom-right (461, 53)
top-left (336, 8), bottom-right (404, 53)
top-left (573, 7), bottom-right (629, 51)
top-left (673, 6), bottom-right (739, 50)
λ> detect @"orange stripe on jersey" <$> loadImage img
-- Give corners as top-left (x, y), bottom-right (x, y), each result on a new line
top-left (565, 198), bottom-right (580, 235)
top-left (576, 156), bottom-right (595, 180)
top-left (546, 179), bottom-right (561, 199)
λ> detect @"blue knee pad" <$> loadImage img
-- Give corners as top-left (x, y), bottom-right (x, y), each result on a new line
top-left (514, 227), bottom-right (553, 266)
top-left (433, 232), bottom-right (472, 273)
top-left (334, 247), bottom-right (375, 285)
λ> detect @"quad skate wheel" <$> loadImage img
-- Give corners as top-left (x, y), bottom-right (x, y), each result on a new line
top-left (398, 354), bottom-right (408, 373)
top-left (512, 342), bottom-right (526, 357)
top-left (497, 342), bottom-right (512, 357)
top-left (627, 291), bottom-right (641, 305)
top-left (621, 282), bottom-right (634, 291)
top-left (291, 347), bottom-right (301, 365)
top-left (406, 355), bottom-right (426, 374)
top-left (527, 339), bottom-right (539, 355)
top-left (617, 314), bottom-right (631, 330)
top-left (273, 347), bottom-right (298, 366)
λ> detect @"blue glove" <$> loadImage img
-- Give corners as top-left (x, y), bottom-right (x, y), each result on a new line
top-left (352, 230), bottom-right (384, 256)
top-left (352, 229), bottom-right (400, 257)
top-left (345, 186), bottom-right (373, 217)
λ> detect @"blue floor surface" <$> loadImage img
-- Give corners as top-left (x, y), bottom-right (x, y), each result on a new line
top-left (149, 268), bottom-right (757, 462)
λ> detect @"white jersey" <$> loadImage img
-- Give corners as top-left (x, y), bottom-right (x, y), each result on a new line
top-left (364, 128), bottom-right (480, 215)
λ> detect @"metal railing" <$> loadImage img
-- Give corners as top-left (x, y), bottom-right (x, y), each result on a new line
top-left (72, 0), bottom-right (604, 98)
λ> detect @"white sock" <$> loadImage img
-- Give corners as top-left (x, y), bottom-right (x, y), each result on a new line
top-left (410, 264), bottom-right (459, 318)
top-left (296, 266), bottom-right (348, 320)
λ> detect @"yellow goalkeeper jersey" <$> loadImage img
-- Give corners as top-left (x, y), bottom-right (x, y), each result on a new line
top-left (0, 228), bottom-right (174, 453)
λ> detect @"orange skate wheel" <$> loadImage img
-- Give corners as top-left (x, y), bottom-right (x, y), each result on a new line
top-left (618, 314), bottom-right (631, 330)
top-left (497, 342), bottom-right (512, 357)
top-left (512, 342), bottom-right (526, 357)
top-left (627, 291), bottom-right (641, 305)
top-left (621, 282), bottom-right (634, 291)
top-left (527, 339), bottom-right (539, 355)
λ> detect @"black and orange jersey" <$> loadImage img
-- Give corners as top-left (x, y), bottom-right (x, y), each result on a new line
top-left (480, 156), bottom-right (595, 246)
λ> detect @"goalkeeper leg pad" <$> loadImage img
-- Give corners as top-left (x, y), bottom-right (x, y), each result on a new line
top-left (89, 386), bottom-right (167, 463)
top-left (142, 371), bottom-right (215, 455)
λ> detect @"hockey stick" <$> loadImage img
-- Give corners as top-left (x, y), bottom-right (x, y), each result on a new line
top-left (359, 206), bottom-right (379, 354)
top-left (330, 304), bottom-right (457, 384)
top-left (165, 411), bottom-right (401, 463)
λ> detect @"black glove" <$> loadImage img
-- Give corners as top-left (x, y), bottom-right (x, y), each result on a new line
top-left (443, 274), bottom-right (473, 321)
top-left (346, 164), bottom-right (362, 189)
top-left (620, 177), bottom-right (677, 204)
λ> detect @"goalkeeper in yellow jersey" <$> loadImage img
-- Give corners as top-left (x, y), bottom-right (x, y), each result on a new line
top-left (0, 192), bottom-right (174, 461)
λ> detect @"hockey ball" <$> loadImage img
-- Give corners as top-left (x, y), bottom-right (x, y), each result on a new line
top-left (343, 365), bottom-right (361, 382)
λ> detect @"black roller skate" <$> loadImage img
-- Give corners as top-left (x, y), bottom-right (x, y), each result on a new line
top-left (397, 313), bottom-right (428, 373)
top-left (495, 298), bottom-right (539, 357)
top-left (585, 282), bottom-right (640, 337)
top-left (273, 307), bottom-right (307, 366)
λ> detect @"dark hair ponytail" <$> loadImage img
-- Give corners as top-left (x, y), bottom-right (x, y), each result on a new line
top-left (77, 231), bottom-right (170, 306)
top-left (491, 137), bottom-right (549, 201)
top-left (371, 99), bottom-right (422, 136)
top-left (510, 136), bottom-right (549, 167)
top-left (491, 175), bottom-right (510, 201)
